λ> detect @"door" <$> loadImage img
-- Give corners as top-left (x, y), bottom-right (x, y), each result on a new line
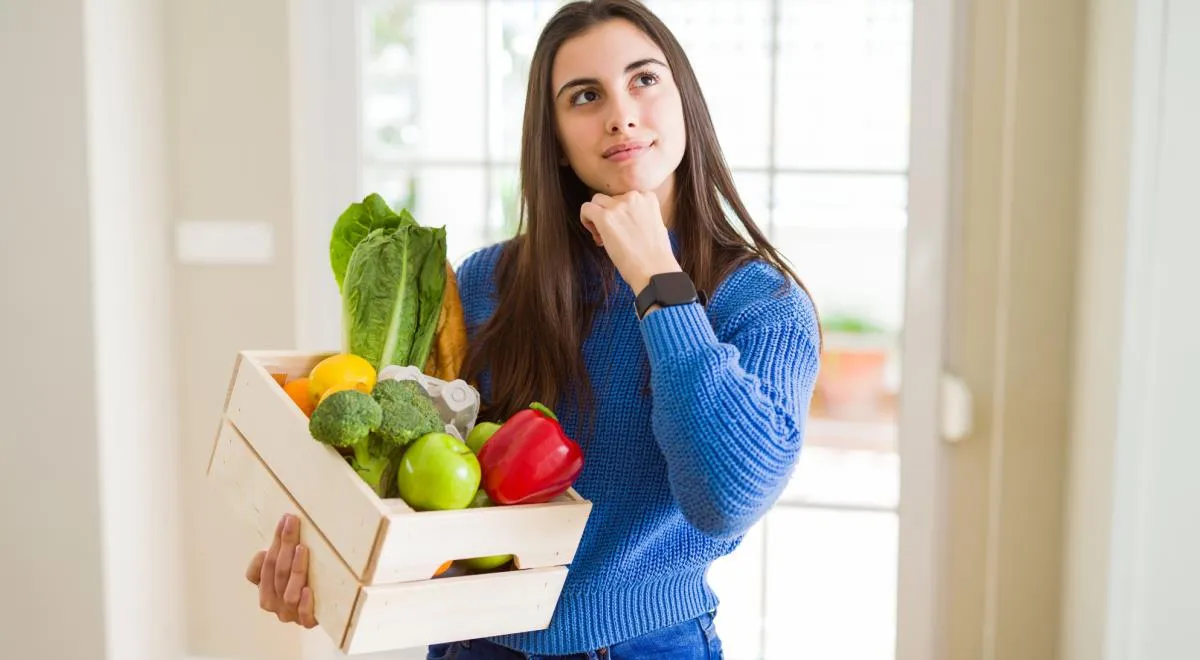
top-left (291, 1), bottom-right (960, 658)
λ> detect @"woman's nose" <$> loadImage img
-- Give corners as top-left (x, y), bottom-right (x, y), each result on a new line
top-left (607, 98), bottom-right (638, 133)
top-left (609, 119), bottom-right (636, 133)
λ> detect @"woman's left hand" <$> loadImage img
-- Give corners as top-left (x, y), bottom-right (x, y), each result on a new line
top-left (580, 191), bottom-right (682, 295)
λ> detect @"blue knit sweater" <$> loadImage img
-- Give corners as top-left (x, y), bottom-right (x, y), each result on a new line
top-left (456, 238), bottom-right (821, 655)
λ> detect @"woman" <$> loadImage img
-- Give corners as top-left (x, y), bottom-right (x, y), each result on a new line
top-left (247, 1), bottom-right (821, 658)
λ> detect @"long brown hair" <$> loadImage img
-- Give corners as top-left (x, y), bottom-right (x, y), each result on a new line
top-left (464, 0), bottom-right (815, 423)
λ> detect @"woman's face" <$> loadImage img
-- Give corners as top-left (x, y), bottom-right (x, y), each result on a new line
top-left (551, 19), bottom-right (686, 201)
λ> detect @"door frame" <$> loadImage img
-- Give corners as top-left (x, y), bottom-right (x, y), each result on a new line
top-left (896, 0), bottom-right (967, 658)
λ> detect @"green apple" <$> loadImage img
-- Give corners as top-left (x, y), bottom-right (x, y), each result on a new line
top-left (465, 421), bottom-right (502, 455)
top-left (461, 491), bottom-right (514, 572)
top-left (396, 432), bottom-right (481, 511)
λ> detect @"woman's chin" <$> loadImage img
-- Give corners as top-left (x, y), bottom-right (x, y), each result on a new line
top-left (591, 171), bottom-right (669, 196)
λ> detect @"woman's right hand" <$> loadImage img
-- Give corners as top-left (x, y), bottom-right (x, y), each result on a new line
top-left (246, 513), bottom-right (318, 628)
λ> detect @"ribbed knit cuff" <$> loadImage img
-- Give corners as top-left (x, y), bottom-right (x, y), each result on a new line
top-left (639, 302), bottom-right (718, 365)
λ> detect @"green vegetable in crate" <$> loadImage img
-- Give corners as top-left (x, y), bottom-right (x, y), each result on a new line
top-left (460, 491), bottom-right (514, 572)
top-left (395, 432), bottom-right (481, 511)
top-left (372, 378), bottom-right (444, 447)
top-left (333, 194), bottom-right (448, 373)
top-left (309, 388), bottom-right (402, 498)
top-left (330, 193), bottom-right (410, 292)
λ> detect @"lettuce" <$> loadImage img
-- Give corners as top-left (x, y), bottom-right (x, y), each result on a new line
top-left (330, 193), bottom-right (413, 292)
top-left (334, 194), bottom-right (448, 372)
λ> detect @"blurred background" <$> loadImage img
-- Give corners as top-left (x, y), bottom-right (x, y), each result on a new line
top-left (2, 0), bottom-right (1197, 659)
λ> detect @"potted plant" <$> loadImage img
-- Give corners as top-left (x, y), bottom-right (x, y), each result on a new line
top-left (815, 312), bottom-right (893, 422)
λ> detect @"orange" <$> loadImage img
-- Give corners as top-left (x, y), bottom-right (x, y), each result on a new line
top-left (433, 560), bottom-right (453, 577)
top-left (318, 381), bottom-right (365, 405)
top-left (308, 353), bottom-right (376, 402)
top-left (283, 377), bottom-right (316, 417)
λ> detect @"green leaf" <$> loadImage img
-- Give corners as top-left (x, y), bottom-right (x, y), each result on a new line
top-left (340, 220), bottom-right (447, 372)
top-left (329, 193), bottom-right (416, 291)
top-left (342, 226), bottom-right (423, 370)
top-left (406, 226), bottom-right (448, 368)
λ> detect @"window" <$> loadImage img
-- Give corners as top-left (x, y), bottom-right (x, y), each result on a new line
top-left (352, 1), bottom-right (911, 657)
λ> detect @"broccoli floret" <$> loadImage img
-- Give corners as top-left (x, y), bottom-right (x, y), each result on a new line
top-left (308, 389), bottom-right (394, 496)
top-left (371, 379), bottom-right (444, 447)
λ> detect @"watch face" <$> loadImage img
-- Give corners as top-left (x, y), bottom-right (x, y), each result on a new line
top-left (655, 272), bottom-right (697, 304)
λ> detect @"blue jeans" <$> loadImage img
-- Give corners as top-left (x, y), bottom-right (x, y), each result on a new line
top-left (426, 611), bottom-right (724, 660)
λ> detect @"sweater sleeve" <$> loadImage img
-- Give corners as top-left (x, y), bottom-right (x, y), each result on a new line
top-left (639, 269), bottom-right (820, 540)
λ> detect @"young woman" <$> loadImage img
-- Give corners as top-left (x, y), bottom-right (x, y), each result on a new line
top-left (247, 1), bottom-right (821, 658)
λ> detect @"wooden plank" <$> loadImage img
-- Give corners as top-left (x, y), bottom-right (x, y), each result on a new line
top-left (370, 497), bottom-right (592, 584)
top-left (343, 567), bottom-right (569, 655)
top-left (243, 349), bottom-right (331, 380)
top-left (207, 420), bottom-right (362, 650)
top-left (225, 350), bottom-right (389, 580)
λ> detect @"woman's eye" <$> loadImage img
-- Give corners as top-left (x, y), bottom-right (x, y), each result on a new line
top-left (572, 89), bottom-right (599, 106)
top-left (634, 73), bottom-right (659, 88)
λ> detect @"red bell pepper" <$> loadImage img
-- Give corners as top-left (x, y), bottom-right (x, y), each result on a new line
top-left (476, 402), bottom-right (583, 505)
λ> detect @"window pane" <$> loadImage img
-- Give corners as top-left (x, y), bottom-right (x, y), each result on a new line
top-left (764, 507), bottom-right (898, 660)
top-left (772, 173), bottom-right (904, 426)
top-left (774, 173), bottom-right (907, 230)
top-left (489, 164), bottom-right (522, 238)
top-left (362, 166), bottom-right (489, 266)
top-left (489, 1), bottom-right (569, 163)
top-left (361, 166), bottom-right (416, 214)
top-left (647, 0), bottom-right (774, 169)
top-left (362, 1), bottom-right (487, 163)
top-left (729, 170), bottom-right (772, 231)
top-left (779, 447), bottom-right (899, 509)
top-left (773, 173), bottom-right (905, 331)
top-left (775, 0), bottom-right (913, 170)
top-left (707, 521), bottom-right (766, 659)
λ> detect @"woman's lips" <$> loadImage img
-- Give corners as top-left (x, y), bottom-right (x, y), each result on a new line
top-left (603, 140), bottom-right (653, 162)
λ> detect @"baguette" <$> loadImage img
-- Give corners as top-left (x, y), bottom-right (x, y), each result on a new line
top-left (424, 261), bottom-right (469, 382)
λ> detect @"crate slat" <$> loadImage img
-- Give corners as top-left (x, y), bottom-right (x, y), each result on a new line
top-left (344, 567), bottom-right (568, 655)
top-left (207, 419), bottom-right (361, 648)
top-left (225, 352), bottom-right (389, 580)
top-left (368, 494), bottom-right (590, 583)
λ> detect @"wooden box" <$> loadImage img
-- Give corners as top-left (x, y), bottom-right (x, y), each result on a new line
top-left (206, 350), bottom-right (592, 655)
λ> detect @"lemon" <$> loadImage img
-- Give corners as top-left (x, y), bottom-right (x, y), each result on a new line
top-left (308, 353), bottom-right (377, 402)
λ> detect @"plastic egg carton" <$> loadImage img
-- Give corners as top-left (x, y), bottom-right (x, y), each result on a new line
top-left (377, 365), bottom-right (480, 441)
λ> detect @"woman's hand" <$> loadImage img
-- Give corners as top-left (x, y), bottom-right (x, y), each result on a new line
top-left (579, 191), bottom-right (682, 295)
top-left (246, 514), bottom-right (318, 629)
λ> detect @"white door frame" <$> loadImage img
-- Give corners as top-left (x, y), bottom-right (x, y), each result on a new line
top-left (896, 0), bottom-right (967, 659)
top-left (289, 0), bottom-right (365, 354)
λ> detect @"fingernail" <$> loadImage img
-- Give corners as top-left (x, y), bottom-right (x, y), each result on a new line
top-left (284, 516), bottom-right (295, 533)
top-left (294, 545), bottom-right (304, 561)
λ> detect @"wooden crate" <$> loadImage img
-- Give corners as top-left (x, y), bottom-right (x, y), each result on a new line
top-left (206, 350), bottom-right (593, 654)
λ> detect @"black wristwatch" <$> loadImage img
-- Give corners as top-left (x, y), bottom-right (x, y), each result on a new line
top-left (634, 272), bottom-right (707, 319)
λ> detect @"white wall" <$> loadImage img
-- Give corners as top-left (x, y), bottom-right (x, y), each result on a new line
top-left (1064, 0), bottom-right (1200, 658)
top-left (1104, 0), bottom-right (1200, 658)
top-left (0, 1), bottom-right (108, 653)
top-left (168, 0), bottom-right (307, 657)
top-left (85, 0), bottom-right (185, 658)
top-left (0, 0), bottom-right (183, 658)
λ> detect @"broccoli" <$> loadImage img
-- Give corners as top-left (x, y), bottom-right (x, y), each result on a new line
top-left (371, 379), bottom-right (444, 447)
top-left (308, 389), bottom-right (396, 497)
top-left (308, 380), bottom-right (447, 499)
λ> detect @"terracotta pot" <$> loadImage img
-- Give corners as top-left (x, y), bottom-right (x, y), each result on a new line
top-left (816, 339), bottom-right (889, 421)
